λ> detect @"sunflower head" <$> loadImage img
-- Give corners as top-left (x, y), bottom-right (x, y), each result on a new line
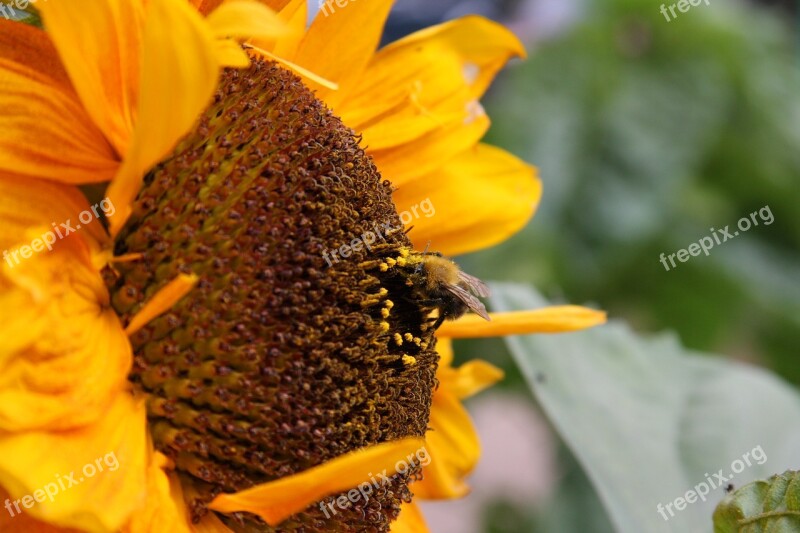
top-left (0, 1), bottom-right (593, 532)
top-left (107, 58), bottom-right (440, 530)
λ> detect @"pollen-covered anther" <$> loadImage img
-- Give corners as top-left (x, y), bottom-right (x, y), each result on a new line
top-left (106, 58), bottom-right (439, 531)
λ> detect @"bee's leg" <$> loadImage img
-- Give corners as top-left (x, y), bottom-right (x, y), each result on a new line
top-left (432, 313), bottom-right (447, 330)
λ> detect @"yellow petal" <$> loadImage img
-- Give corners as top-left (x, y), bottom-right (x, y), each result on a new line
top-left (246, 45), bottom-right (339, 90)
top-left (269, 0), bottom-right (307, 57)
top-left (371, 112), bottom-right (489, 187)
top-left (289, 0), bottom-right (394, 105)
top-left (340, 16), bottom-right (525, 149)
top-left (192, 512), bottom-right (234, 533)
top-left (107, 0), bottom-right (220, 236)
top-left (265, 0), bottom-right (295, 9)
top-left (37, 0), bottom-right (145, 156)
top-left (413, 393), bottom-right (478, 499)
top-left (191, 0), bottom-right (224, 15)
top-left (205, 0), bottom-right (290, 40)
top-left (214, 39), bottom-right (252, 68)
top-left (391, 502), bottom-right (430, 533)
top-left (0, 487), bottom-right (82, 532)
top-left (393, 143), bottom-right (538, 256)
top-left (0, 176), bottom-right (108, 257)
top-left (0, 22), bottom-right (118, 184)
top-left (209, 437), bottom-right (426, 525)
top-left (124, 453), bottom-right (193, 533)
top-left (438, 307), bottom-right (608, 339)
top-left (379, 15), bottom-right (525, 99)
top-left (436, 338), bottom-right (454, 368)
top-left (124, 273), bottom-right (199, 336)
top-left (0, 394), bottom-right (148, 532)
top-left (435, 340), bottom-right (503, 399)
top-left (0, 178), bottom-right (128, 434)
top-left (440, 360), bottom-right (504, 400)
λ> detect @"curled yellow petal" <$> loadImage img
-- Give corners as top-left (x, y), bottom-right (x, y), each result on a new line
top-left (341, 16), bottom-right (526, 148)
top-left (377, 15), bottom-right (526, 99)
top-left (0, 179), bottom-right (125, 433)
top-left (209, 437), bottom-right (426, 525)
top-left (440, 360), bottom-right (504, 400)
top-left (438, 306), bottom-right (607, 339)
top-left (0, 394), bottom-right (148, 532)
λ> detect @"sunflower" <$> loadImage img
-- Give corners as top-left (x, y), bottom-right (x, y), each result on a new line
top-left (0, 1), bottom-right (604, 532)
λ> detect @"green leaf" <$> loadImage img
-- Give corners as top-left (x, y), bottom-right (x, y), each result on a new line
top-left (713, 471), bottom-right (800, 533)
top-left (490, 283), bottom-right (800, 533)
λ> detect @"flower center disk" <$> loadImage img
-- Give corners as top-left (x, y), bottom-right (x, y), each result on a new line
top-left (106, 59), bottom-right (438, 531)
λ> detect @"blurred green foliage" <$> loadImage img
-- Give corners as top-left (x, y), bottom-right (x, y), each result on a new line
top-left (453, 2), bottom-right (800, 529)
top-left (464, 0), bottom-right (800, 382)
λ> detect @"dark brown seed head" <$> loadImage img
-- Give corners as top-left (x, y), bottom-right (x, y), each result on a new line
top-left (105, 58), bottom-right (439, 532)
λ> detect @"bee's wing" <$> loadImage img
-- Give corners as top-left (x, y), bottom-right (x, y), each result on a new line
top-left (457, 271), bottom-right (491, 298)
top-left (446, 284), bottom-right (491, 321)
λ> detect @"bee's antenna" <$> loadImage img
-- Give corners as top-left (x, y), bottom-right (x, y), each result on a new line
top-left (414, 241), bottom-right (432, 274)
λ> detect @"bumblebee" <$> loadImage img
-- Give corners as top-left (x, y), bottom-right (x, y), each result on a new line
top-left (407, 252), bottom-right (491, 329)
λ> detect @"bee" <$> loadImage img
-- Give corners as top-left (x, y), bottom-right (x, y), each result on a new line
top-left (407, 251), bottom-right (491, 329)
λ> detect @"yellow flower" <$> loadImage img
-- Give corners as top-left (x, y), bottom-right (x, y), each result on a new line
top-left (0, 1), bottom-right (605, 532)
